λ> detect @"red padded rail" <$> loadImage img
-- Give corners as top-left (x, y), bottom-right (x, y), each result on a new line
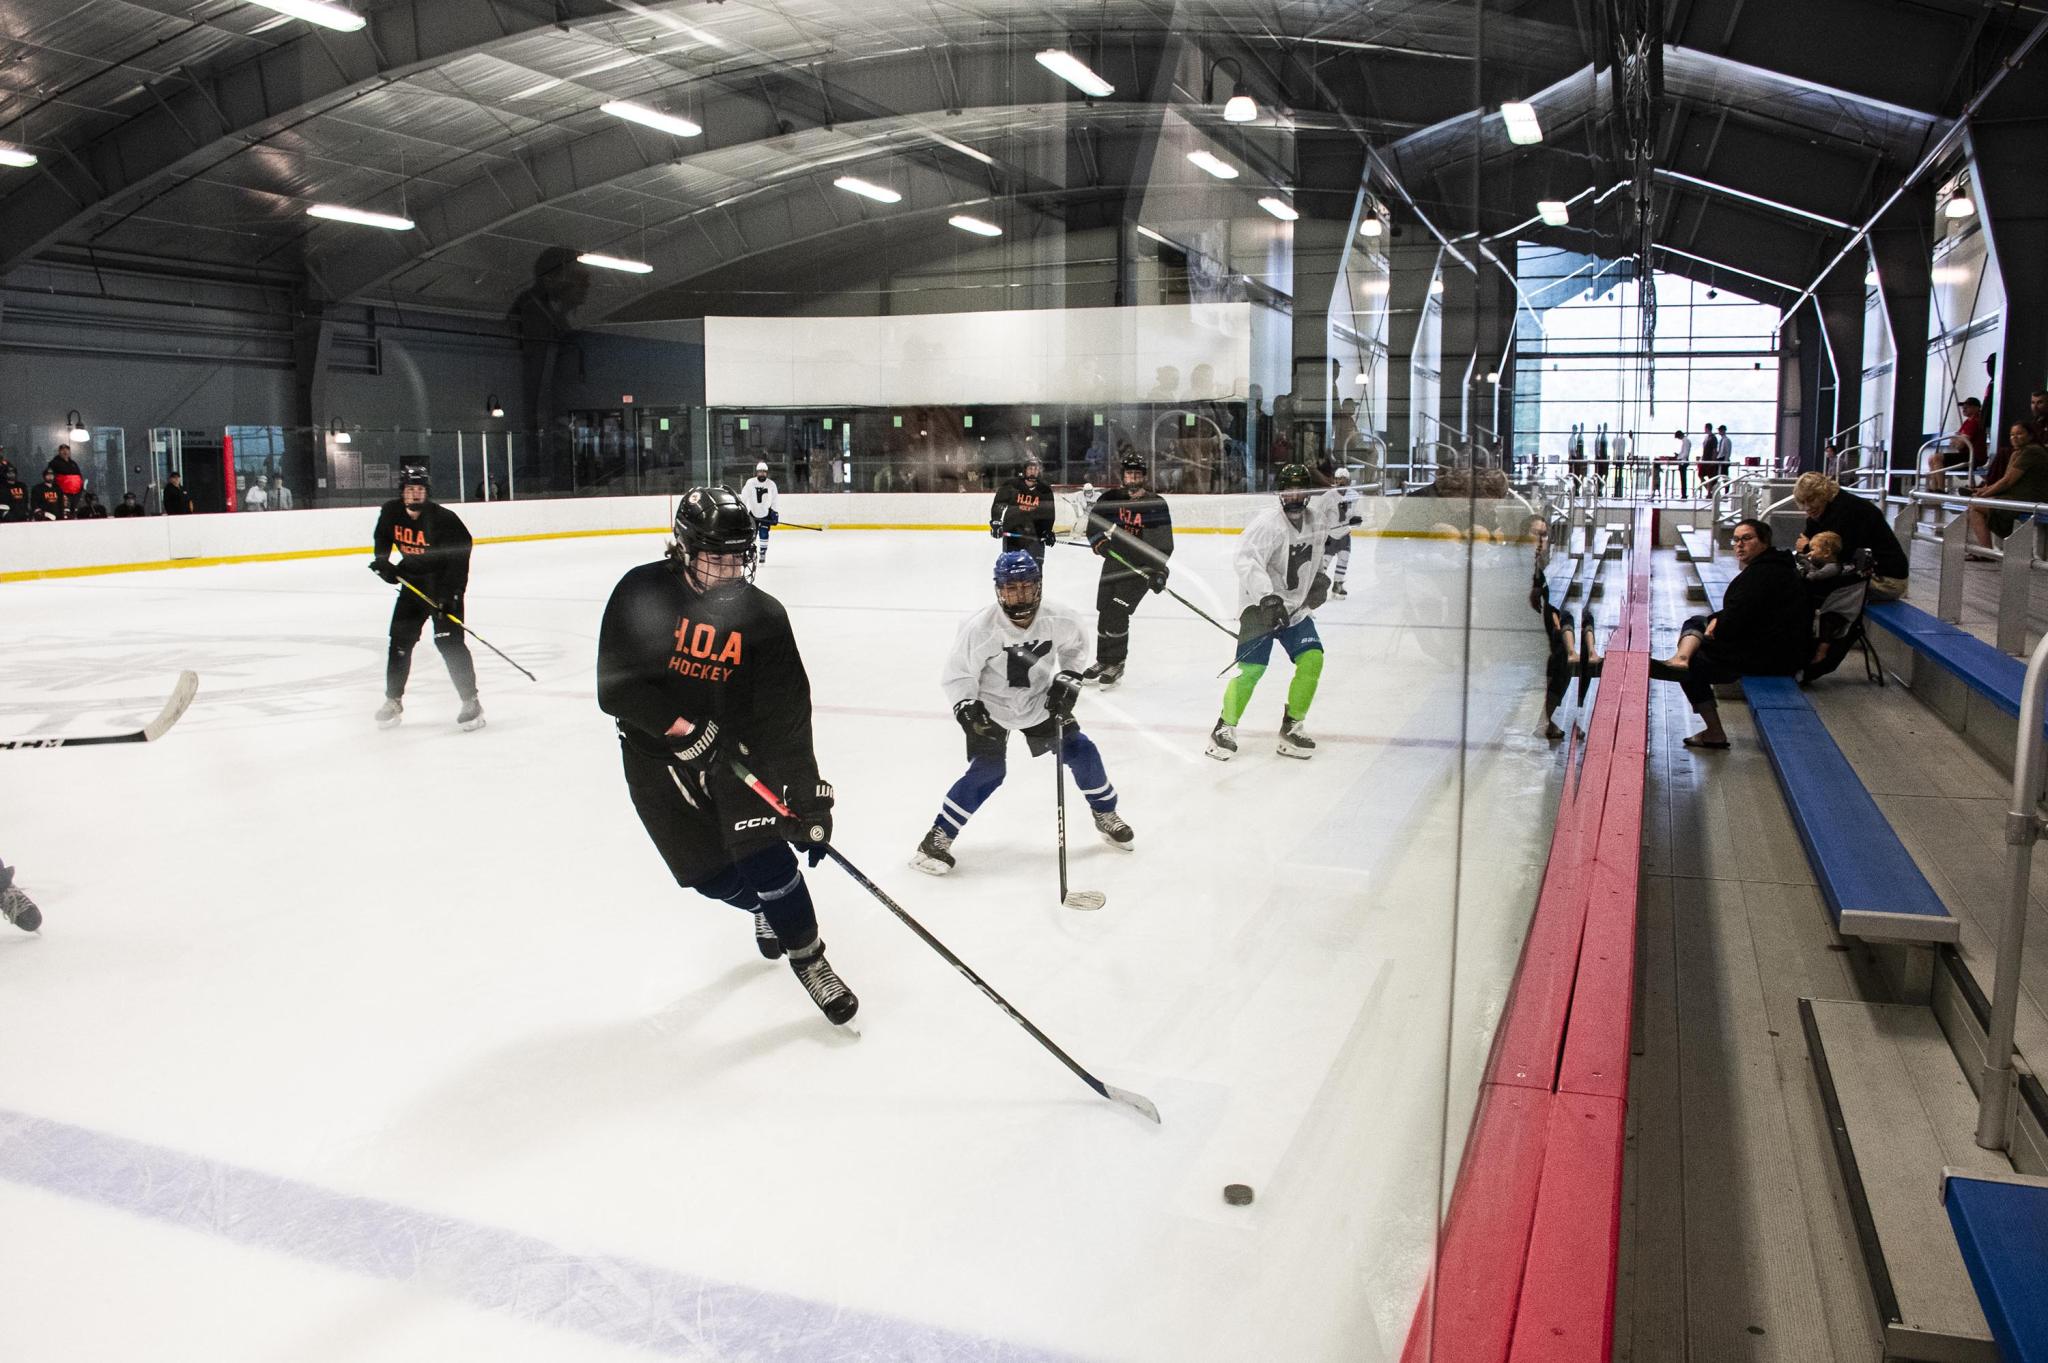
top-left (1402, 509), bottom-right (1651, 1363)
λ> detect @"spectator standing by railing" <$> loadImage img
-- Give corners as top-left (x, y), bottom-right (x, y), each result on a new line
top-left (1793, 472), bottom-right (1910, 600)
top-left (1967, 424), bottom-right (2048, 548)
top-left (163, 470), bottom-right (194, 514)
top-left (1611, 428), bottom-right (1631, 497)
top-left (270, 477), bottom-right (292, 510)
top-left (243, 478), bottom-right (268, 512)
top-left (1670, 428), bottom-right (1692, 499)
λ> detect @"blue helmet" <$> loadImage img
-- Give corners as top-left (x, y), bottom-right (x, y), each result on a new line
top-left (993, 549), bottom-right (1042, 587)
top-left (993, 549), bottom-right (1043, 624)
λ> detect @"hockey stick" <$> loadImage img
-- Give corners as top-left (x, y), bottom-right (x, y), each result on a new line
top-left (395, 579), bottom-right (538, 682)
top-left (728, 755), bottom-right (1159, 1123)
top-left (1063, 540), bottom-right (1239, 642)
top-left (774, 521), bottom-right (827, 531)
top-left (0, 671), bottom-right (199, 750)
top-left (1053, 716), bottom-right (1106, 911)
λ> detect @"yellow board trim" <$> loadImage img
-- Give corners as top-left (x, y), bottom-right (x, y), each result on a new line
top-left (1, 520), bottom-right (1454, 584)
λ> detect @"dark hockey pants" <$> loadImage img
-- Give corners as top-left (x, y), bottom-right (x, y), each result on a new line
top-left (387, 590), bottom-right (478, 701)
top-left (934, 718), bottom-right (1115, 839)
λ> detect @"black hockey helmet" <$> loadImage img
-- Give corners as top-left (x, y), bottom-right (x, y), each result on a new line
top-left (671, 485), bottom-right (757, 588)
top-left (399, 459), bottom-right (430, 491)
top-left (1277, 462), bottom-right (1315, 525)
top-left (1119, 451), bottom-right (1149, 483)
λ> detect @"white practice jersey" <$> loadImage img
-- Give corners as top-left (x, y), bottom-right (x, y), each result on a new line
top-left (1236, 493), bottom-right (1340, 626)
top-left (941, 600), bottom-right (1090, 732)
top-left (1329, 485), bottom-right (1363, 539)
top-left (744, 477), bottom-right (779, 521)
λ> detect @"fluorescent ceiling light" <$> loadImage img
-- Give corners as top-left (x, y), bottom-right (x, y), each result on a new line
top-left (928, 131), bottom-right (995, 166)
top-left (1257, 197), bottom-right (1299, 221)
top-left (1135, 225), bottom-right (1175, 247)
top-left (1536, 199), bottom-right (1570, 226)
top-left (307, 203), bottom-right (414, 231)
top-left (1500, 101), bottom-right (1543, 145)
top-left (572, 54), bottom-right (639, 79)
top-left (601, 100), bottom-right (701, 138)
top-left (577, 252), bottom-right (654, 274)
top-left (1359, 217), bottom-right (1383, 238)
top-left (1186, 150), bottom-right (1238, 180)
top-left (1035, 49), bottom-right (1114, 98)
top-left (834, 176), bottom-right (901, 204)
top-left (1946, 194), bottom-right (1976, 219)
top-left (246, 0), bottom-right (366, 32)
top-left (949, 214), bottom-right (1002, 237)
top-left (0, 143), bottom-right (36, 168)
top-left (1223, 92), bottom-right (1257, 123)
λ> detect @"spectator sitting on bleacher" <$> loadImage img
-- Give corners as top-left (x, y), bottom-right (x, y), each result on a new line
top-left (1640, 518), bottom-right (1813, 750)
top-left (1792, 472), bottom-right (1909, 601)
top-left (1968, 423), bottom-right (2048, 548)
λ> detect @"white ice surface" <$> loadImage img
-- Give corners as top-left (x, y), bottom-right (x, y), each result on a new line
top-left (0, 523), bottom-right (1561, 1362)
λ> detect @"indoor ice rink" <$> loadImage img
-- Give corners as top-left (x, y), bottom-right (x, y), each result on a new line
top-left (8, 1), bottom-right (2048, 1360)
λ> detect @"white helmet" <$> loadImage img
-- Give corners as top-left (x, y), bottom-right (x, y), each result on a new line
top-left (1335, 467), bottom-right (1352, 484)
top-left (754, 461), bottom-right (769, 475)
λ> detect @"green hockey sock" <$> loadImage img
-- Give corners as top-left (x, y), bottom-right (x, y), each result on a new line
top-left (1221, 663), bottom-right (1267, 725)
top-left (1285, 649), bottom-right (1324, 720)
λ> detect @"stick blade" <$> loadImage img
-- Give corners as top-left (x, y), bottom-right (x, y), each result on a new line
top-left (1104, 1084), bottom-right (1161, 1123)
top-left (143, 671), bottom-right (200, 742)
top-left (1063, 890), bottom-right (1106, 911)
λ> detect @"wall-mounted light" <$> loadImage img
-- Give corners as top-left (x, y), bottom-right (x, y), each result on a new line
top-left (1946, 193), bottom-right (1976, 220)
top-left (65, 410), bottom-right (90, 442)
top-left (487, 395), bottom-right (505, 419)
top-left (329, 417), bottom-right (352, 446)
top-left (1360, 217), bottom-right (1383, 238)
top-left (1223, 87), bottom-right (1257, 123)
top-left (1865, 269), bottom-right (1880, 287)
top-left (1536, 199), bottom-right (1569, 226)
top-left (1353, 372), bottom-right (1371, 385)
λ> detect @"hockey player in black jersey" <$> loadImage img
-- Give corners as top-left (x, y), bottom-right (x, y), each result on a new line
top-left (989, 455), bottom-right (1057, 561)
top-left (597, 485), bottom-right (856, 1026)
top-left (368, 463), bottom-right (483, 731)
top-left (1081, 452), bottom-right (1175, 688)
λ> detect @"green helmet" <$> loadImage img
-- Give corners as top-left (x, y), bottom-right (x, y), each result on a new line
top-left (1276, 463), bottom-right (1315, 492)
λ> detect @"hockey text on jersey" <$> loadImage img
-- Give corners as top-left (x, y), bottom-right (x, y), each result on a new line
top-left (669, 616), bottom-right (744, 681)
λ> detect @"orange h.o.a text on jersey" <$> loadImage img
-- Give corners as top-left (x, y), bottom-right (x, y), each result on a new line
top-left (667, 617), bottom-right (744, 681)
top-left (394, 524), bottom-right (432, 554)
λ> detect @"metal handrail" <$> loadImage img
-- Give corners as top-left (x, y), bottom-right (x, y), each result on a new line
top-left (1148, 410), bottom-right (1230, 491)
top-left (1912, 489), bottom-right (2048, 515)
top-left (1829, 412), bottom-right (1885, 446)
top-left (1980, 628), bottom-right (2048, 1149)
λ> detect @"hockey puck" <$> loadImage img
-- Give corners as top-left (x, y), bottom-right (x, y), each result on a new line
top-left (1223, 1183), bottom-right (1254, 1206)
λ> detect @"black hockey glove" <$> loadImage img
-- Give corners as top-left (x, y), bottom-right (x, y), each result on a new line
top-left (1144, 565), bottom-right (1169, 594)
top-left (665, 717), bottom-right (722, 773)
top-left (767, 510), bottom-right (779, 527)
top-left (1239, 594), bottom-right (1287, 642)
top-left (778, 779), bottom-right (834, 866)
top-left (954, 699), bottom-right (1001, 741)
top-left (1303, 573), bottom-right (1331, 613)
top-left (989, 520), bottom-right (1004, 539)
top-left (370, 558), bottom-right (400, 584)
top-left (1046, 670), bottom-right (1083, 722)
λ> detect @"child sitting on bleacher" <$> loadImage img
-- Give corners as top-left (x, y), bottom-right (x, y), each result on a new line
top-left (1798, 530), bottom-right (1845, 583)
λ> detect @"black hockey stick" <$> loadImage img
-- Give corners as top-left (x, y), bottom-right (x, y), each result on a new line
top-left (0, 671), bottom-right (199, 750)
top-left (1053, 716), bottom-right (1106, 911)
top-left (1064, 540), bottom-right (1239, 642)
top-left (729, 755), bottom-right (1159, 1123)
top-left (396, 579), bottom-right (538, 682)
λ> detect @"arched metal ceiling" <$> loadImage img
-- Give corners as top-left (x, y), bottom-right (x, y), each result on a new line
top-left (0, 0), bottom-right (2036, 322)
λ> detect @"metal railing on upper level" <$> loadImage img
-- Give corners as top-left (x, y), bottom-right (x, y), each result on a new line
top-left (1894, 489), bottom-right (2048, 653)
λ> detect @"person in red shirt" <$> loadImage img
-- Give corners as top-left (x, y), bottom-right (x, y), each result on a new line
top-left (1947, 396), bottom-right (1986, 488)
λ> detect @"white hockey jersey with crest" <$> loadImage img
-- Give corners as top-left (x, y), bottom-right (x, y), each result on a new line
top-left (743, 476), bottom-right (779, 521)
top-left (941, 600), bottom-right (1090, 732)
top-left (1235, 493), bottom-right (1341, 626)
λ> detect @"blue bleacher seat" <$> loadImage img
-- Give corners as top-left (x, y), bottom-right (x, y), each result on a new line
top-left (1865, 601), bottom-right (2026, 718)
top-left (1944, 1171), bottom-right (2048, 1363)
top-left (1742, 677), bottom-right (1959, 944)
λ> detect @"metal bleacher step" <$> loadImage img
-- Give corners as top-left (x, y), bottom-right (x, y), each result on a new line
top-left (1803, 998), bottom-right (2010, 1362)
top-left (1677, 525), bottom-right (1715, 564)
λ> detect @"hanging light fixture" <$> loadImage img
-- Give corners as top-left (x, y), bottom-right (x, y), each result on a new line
top-left (65, 410), bottom-right (90, 442)
top-left (1500, 101), bottom-right (1544, 145)
top-left (1360, 217), bottom-right (1384, 238)
top-left (0, 142), bottom-right (36, 168)
top-left (487, 395), bottom-right (505, 419)
top-left (1946, 193), bottom-right (1976, 219)
top-left (1035, 49), bottom-right (1114, 98)
top-left (329, 417), bottom-right (352, 446)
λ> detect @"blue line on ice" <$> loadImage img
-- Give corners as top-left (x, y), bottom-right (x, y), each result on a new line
top-left (0, 1107), bottom-right (1075, 1362)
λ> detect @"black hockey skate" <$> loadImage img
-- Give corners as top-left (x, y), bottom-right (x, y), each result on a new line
top-left (1205, 718), bottom-right (1238, 762)
top-left (456, 696), bottom-right (485, 732)
top-left (787, 938), bottom-right (859, 1025)
top-left (1093, 810), bottom-right (1135, 850)
top-left (1330, 581), bottom-right (1348, 597)
top-left (910, 826), bottom-right (955, 876)
top-left (1277, 714), bottom-right (1317, 759)
top-left (0, 864), bottom-right (40, 933)
top-left (753, 910), bottom-right (784, 960)
top-left (1092, 661), bottom-right (1125, 689)
top-left (374, 697), bottom-right (403, 729)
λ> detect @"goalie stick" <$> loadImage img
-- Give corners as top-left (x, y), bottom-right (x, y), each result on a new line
top-left (0, 671), bottom-right (200, 750)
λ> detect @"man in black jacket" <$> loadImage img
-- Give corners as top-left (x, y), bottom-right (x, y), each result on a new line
top-left (990, 455), bottom-right (1056, 560)
top-left (1081, 453), bottom-right (1174, 687)
top-left (45, 444), bottom-right (84, 518)
top-left (1649, 518), bottom-right (1812, 748)
top-left (162, 470), bottom-right (194, 514)
top-left (368, 463), bottom-right (482, 731)
top-left (597, 485), bottom-right (854, 1025)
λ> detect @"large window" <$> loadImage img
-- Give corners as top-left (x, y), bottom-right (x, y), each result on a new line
top-left (1513, 246), bottom-right (1781, 469)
